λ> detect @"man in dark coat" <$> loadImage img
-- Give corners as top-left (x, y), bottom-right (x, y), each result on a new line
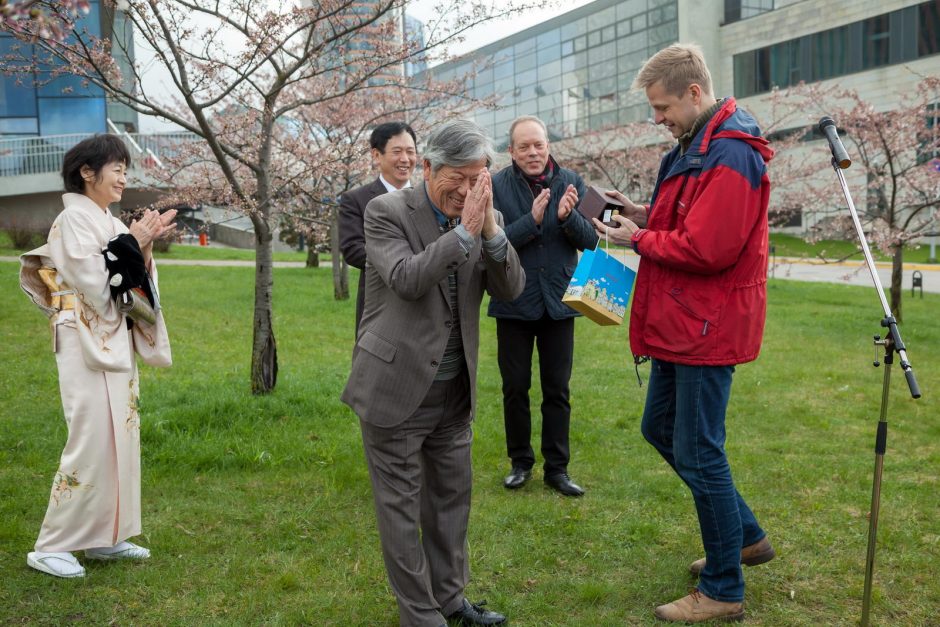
top-left (339, 122), bottom-right (417, 333)
top-left (489, 115), bottom-right (598, 497)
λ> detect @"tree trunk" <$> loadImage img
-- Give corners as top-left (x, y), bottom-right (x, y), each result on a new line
top-left (306, 245), bottom-right (319, 268)
top-left (331, 210), bottom-right (349, 300)
top-left (251, 216), bottom-right (278, 394)
top-left (890, 245), bottom-right (903, 322)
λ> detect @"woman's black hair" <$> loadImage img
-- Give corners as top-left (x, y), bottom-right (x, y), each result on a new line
top-left (61, 134), bottom-right (132, 193)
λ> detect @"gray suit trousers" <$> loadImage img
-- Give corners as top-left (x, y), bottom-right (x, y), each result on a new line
top-left (359, 371), bottom-right (473, 627)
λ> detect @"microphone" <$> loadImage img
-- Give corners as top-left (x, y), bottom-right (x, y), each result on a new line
top-left (818, 117), bottom-right (851, 169)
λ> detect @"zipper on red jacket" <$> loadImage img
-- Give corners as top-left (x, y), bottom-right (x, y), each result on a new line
top-left (668, 290), bottom-right (712, 337)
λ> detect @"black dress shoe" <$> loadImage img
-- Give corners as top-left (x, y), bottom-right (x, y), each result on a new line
top-left (446, 599), bottom-right (507, 626)
top-left (544, 473), bottom-right (585, 497)
top-left (503, 466), bottom-right (531, 489)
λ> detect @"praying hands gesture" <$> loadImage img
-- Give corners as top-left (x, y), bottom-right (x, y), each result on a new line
top-left (461, 169), bottom-right (497, 239)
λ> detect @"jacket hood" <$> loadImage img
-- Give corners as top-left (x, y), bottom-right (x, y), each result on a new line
top-left (690, 98), bottom-right (775, 164)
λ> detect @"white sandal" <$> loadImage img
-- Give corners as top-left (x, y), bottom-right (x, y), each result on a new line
top-left (84, 541), bottom-right (151, 561)
top-left (27, 551), bottom-right (86, 578)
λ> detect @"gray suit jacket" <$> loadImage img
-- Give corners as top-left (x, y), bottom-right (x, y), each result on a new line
top-left (341, 181), bottom-right (525, 428)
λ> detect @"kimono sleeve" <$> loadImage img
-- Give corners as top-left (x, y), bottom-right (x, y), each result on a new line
top-left (132, 257), bottom-right (172, 367)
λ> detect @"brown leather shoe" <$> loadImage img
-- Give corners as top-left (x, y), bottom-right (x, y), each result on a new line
top-left (654, 589), bottom-right (744, 622)
top-left (689, 536), bottom-right (775, 576)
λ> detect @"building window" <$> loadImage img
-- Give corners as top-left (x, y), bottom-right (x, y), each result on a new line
top-left (724, 0), bottom-right (774, 25)
top-left (733, 2), bottom-right (940, 98)
top-left (862, 14), bottom-right (891, 69)
top-left (919, 1), bottom-right (940, 57)
top-left (812, 26), bottom-right (848, 81)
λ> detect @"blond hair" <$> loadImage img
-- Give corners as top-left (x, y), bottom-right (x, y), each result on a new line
top-left (508, 115), bottom-right (548, 147)
top-left (633, 43), bottom-right (713, 97)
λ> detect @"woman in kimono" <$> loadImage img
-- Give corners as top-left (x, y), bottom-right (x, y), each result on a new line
top-left (19, 135), bottom-right (176, 578)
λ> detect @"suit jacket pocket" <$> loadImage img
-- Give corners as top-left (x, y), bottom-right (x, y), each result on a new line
top-left (358, 330), bottom-right (397, 363)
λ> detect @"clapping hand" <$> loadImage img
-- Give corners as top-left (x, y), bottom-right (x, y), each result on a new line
top-left (557, 184), bottom-right (579, 220)
top-left (130, 208), bottom-right (178, 265)
top-left (531, 187), bottom-right (550, 225)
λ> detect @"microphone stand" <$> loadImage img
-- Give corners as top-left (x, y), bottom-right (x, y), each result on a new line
top-left (826, 157), bottom-right (921, 627)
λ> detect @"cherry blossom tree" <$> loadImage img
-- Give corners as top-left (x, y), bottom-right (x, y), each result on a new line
top-left (554, 121), bottom-right (672, 205)
top-left (2, 0), bottom-right (88, 40)
top-left (767, 77), bottom-right (940, 320)
top-left (279, 76), bottom-right (491, 298)
top-left (1, 0), bottom-right (533, 393)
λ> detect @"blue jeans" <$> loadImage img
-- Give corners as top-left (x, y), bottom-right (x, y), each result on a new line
top-left (640, 359), bottom-right (765, 602)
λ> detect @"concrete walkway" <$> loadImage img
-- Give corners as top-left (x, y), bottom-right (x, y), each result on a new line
top-left (3, 254), bottom-right (939, 293)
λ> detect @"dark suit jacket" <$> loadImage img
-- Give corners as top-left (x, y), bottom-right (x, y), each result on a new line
top-left (341, 182), bottom-right (525, 428)
top-left (339, 177), bottom-right (387, 332)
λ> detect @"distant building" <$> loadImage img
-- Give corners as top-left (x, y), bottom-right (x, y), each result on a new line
top-left (404, 13), bottom-right (428, 77)
top-left (0, 0), bottom-right (137, 138)
top-left (429, 0), bottom-right (937, 141)
top-left (0, 1), bottom-right (157, 229)
top-left (428, 0), bottom-right (939, 229)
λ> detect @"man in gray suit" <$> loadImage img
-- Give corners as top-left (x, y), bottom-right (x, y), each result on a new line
top-left (342, 119), bottom-right (524, 627)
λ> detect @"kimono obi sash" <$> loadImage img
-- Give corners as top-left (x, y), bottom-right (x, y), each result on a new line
top-left (37, 267), bottom-right (76, 311)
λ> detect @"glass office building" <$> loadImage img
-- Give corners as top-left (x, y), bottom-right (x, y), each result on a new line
top-left (429, 0), bottom-right (679, 145)
top-left (0, 0), bottom-right (137, 138)
top-left (733, 1), bottom-right (940, 98)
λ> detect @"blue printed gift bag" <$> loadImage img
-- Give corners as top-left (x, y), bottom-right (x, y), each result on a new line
top-left (562, 246), bottom-right (636, 326)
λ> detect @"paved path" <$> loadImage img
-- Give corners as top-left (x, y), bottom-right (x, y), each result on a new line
top-left (3, 254), bottom-right (939, 293)
top-left (768, 257), bottom-right (940, 294)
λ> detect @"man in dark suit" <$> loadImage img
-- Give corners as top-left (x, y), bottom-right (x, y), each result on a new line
top-left (339, 122), bottom-right (417, 332)
top-left (489, 115), bottom-right (598, 497)
top-left (342, 119), bottom-right (524, 627)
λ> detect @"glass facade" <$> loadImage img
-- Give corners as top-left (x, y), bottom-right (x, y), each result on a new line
top-left (0, 0), bottom-right (136, 138)
top-left (734, 1), bottom-right (940, 98)
top-left (429, 0), bottom-right (678, 145)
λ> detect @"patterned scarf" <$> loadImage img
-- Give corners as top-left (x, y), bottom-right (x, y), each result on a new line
top-left (519, 159), bottom-right (554, 197)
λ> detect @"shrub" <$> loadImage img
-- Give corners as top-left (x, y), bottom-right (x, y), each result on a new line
top-left (4, 223), bottom-right (46, 250)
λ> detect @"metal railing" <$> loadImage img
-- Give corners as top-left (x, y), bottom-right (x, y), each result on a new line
top-left (0, 127), bottom-right (198, 178)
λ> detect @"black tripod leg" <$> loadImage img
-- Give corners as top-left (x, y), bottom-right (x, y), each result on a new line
top-left (861, 351), bottom-right (892, 626)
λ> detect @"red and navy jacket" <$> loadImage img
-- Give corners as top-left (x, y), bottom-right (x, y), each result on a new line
top-left (629, 97), bottom-right (774, 366)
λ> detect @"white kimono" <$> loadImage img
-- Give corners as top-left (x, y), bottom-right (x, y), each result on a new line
top-left (20, 193), bottom-right (172, 553)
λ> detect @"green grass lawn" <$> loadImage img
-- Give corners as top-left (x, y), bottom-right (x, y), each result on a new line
top-left (7, 229), bottom-right (937, 266)
top-left (156, 244), bottom-right (312, 263)
top-left (769, 233), bottom-right (939, 264)
top-left (1, 262), bottom-right (938, 625)
top-left (0, 231), bottom-right (315, 263)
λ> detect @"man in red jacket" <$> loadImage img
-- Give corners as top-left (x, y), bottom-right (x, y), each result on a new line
top-left (596, 43), bottom-right (775, 623)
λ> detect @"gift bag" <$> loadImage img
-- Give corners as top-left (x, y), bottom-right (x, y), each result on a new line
top-left (562, 245), bottom-right (636, 326)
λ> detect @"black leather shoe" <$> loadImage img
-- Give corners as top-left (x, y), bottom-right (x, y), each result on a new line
top-left (544, 473), bottom-right (585, 497)
top-left (503, 466), bottom-right (531, 489)
top-left (446, 599), bottom-right (507, 626)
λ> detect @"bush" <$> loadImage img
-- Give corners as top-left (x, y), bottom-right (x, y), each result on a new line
top-left (4, 224), bottom-right (46, 250)
top-left (152, 237), bottom-right (173, 253)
